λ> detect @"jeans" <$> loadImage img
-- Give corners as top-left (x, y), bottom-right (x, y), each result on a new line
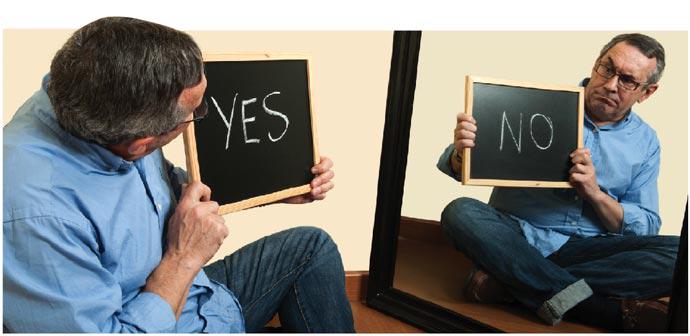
top-left (203, 226), bottom-right (355, 332)
top-left (441, 197), bottom-right (679, 325)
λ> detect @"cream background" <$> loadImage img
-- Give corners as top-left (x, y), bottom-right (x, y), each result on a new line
top-left (402, 31), bottom-right (688, 236)
top-left (3, 30), bottom-right (393, 271)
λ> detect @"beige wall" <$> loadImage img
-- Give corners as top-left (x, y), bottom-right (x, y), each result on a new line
top-left (403, 31), bottom-right (688, 236)
top-left (3, 30), bottom-right (393, 271)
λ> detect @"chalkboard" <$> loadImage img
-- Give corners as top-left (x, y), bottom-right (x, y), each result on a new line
top-left (462, 76), bottom-right (583, 188)
top-left (183, 54), bottom-right (318, 214)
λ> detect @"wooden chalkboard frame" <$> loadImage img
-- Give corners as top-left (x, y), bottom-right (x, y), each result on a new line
top-left (463, 75), bottom-right (584, 188)
top-left (183, 53), bottom-right (319, 214)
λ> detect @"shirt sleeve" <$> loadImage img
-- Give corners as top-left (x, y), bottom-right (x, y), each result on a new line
top-left (619, 141), bottom-right (662, 235)
top-left (3, 215), bottom-right (177, 333)
top-left (436, 143), bottom-right (462, 181)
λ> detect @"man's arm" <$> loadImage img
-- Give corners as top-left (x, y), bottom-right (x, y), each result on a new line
top-left (618, 143), bottom-right (662, 235)
top-left (145, 182), bottom-right (228, 318)
top-left (569, 148), bottom-right (624, 232)
top-left (3, 182), bottom-right (227, 332)
top-left (3, 217), bottom-right (177, 332)
top-left (569, 147), bottom-right (661, 234)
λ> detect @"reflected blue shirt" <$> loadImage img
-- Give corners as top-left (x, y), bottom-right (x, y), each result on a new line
top-left (437, 79), bottom-right (661, 256)
top-left (3, 76), bottom-right (244, 333)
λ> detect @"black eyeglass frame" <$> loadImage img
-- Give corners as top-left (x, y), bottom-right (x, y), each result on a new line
top-left (594, 62), bottom-right (648, 91)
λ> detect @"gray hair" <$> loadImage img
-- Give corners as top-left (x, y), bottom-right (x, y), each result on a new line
top-left (47, 17), bottom-right (204, 145)
top-left (598, 33), bottom-right (665, 86)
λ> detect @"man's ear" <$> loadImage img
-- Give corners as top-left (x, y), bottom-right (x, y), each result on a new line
top-left (127, 136), bottom-right (156, 156)
top-left (638, 83), bottom-right (659, 104)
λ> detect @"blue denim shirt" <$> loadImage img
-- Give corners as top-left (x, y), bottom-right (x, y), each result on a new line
top-left (3, 75), bottom-right (244, 333)
top-left (437, 80), bottom-right (661, 257)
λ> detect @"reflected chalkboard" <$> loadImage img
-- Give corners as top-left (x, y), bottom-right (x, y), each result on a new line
top-left (463, 76), bottom-right (583, 188)
top-left (183, 54), bottom-right (318, 214)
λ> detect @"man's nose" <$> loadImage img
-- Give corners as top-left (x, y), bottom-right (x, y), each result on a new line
top-left (602, 74), bottom-right (619, 92)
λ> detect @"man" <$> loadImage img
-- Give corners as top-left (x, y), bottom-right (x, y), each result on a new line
top-left (3, 17), bottom-right (354, 333)
top-left (438, 33), bottom-right (679, 332)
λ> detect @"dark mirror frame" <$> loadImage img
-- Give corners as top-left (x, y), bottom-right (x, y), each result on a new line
top-left (366, 30), bottom-right (688, 333)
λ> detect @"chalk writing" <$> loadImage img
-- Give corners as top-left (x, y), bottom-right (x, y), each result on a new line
top-left (264, 91), bottom-right (289, 142)
top-left (211, 92), bottom-right (290, 150)
top-left (211, 95), bottom-right (235, 150)
top-left (500, 111), bottom-right (522, 153)
top-left (500, 111), bottom-right (554, 153)
top-left (530, 113), bottom-right (554, 150)
top-left (241, 97), bottom-right (260, 144)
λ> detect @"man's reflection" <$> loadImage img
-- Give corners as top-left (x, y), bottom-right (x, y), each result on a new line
top-left (437, 33), bottom-right (678, 332)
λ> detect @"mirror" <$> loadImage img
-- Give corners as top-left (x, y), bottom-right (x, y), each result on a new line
top-left (367, 31), bottom-right (687, 332)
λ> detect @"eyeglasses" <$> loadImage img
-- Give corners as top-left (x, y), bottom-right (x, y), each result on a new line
top-left (179, 98), bottom-right (208, 125)
top-left (594, 63), bottom-right (647, 91)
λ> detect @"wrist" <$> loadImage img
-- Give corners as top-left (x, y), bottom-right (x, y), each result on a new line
top-left (161, 251), bottom-right (203, 274)
top-left (453, 148), bottom-right (463, 161)
top-left (588, 188), bottom-right (609, 204)
top-left (145, 253), bottom-right (200, 294)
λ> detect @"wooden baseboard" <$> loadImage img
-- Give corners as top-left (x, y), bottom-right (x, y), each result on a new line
top-left (399, 216), bottom-right (447, 245)
top-left (346, 271), bottom-right (369, 302)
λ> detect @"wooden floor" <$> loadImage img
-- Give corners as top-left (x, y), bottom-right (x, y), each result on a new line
top-left (391, 217), bottom-right (606, 333)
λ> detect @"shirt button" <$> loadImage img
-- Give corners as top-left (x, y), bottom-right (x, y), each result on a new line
top-left (571, 221), bottom-right (577, 226)
top-left (156, 203), bottom-right (162, 210)
top-left (574, 195), bottom-right (579, 201)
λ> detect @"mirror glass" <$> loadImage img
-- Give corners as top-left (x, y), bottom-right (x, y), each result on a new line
top-left (392, 31), bottom-right (687, 332)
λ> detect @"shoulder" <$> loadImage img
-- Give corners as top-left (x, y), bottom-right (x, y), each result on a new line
top-left (4, 102), bottom-right (92, 227)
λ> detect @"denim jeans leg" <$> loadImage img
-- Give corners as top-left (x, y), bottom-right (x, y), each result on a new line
top-left (548, 234), bottom-right (679, 299)
top-left (203, 226), bottom-right (355, 333)
top-left (441, 197), bottom-right (592, 325)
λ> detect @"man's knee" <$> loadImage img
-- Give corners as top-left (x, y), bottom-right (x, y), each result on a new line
top-left (440, 197), bottom-right (484, 233)
top-left (288, 226), bottom-right (339, 257)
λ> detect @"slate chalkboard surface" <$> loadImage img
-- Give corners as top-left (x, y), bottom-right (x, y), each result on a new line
top-left (183, 54), bottom-right (318, 214)
top-left (462, 76), bottom-right (583, 188)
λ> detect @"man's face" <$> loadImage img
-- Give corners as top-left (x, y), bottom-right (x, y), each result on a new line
top-left (584, 41), bottom-right (659, 125)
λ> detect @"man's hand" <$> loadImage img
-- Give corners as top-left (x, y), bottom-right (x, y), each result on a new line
top-left (450, 113), bottom-right (477, 174)
top-left (454, 113), bottom-right (477, 153)
top-left (568, 148), bottom-right (624, 232)
top-left (164, 181), bottom-right (228, 269)
top-left (569, 148), bottom-right (602, 202)
top-left (282, 156), bottom-right (335, 204)
top-left (145, 181), bottom-right (227, 319)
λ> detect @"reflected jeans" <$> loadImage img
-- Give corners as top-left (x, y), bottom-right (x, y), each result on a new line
top-left (440, 197), bottom-right (679, 325)
top-left (204, 226), bottom-right (355, 332)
